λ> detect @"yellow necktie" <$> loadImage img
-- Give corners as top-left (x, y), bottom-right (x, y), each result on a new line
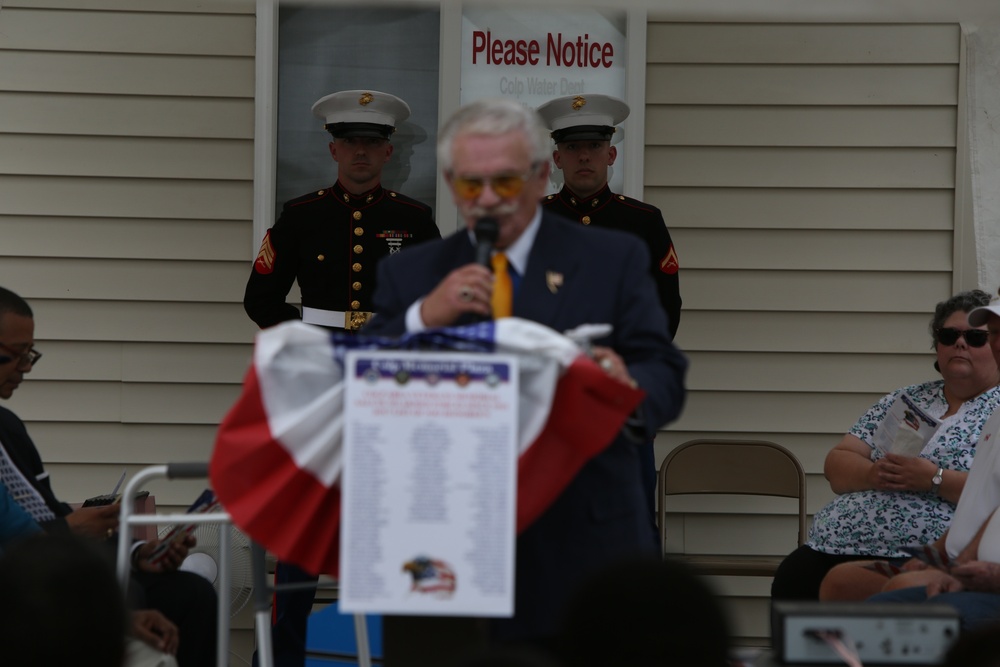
top-left (491, 252), bottom-right (513, 319)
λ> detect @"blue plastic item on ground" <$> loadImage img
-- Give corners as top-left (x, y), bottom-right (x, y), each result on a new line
top-left (305, 602), bottom-right (382, 666)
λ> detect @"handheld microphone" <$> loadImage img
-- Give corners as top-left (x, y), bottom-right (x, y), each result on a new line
top-left (474, 217), bottom-right (499, 269)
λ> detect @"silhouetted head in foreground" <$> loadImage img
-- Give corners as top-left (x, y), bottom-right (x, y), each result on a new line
top-left (558, 556), bottom-right (731, 667)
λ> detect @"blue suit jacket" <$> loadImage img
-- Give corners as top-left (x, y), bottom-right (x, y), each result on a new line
top-left (366, 211), bottom-right (688, 640)
top-left (0, 482), bottom-right (41, 550)
top-left (0, 406), bottom-right (73, 534)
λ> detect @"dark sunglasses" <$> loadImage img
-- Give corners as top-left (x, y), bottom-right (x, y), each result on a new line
top-left (936, 327), bottom-right (990, 348)
top-left (0, 344), bottom-right (42, 368)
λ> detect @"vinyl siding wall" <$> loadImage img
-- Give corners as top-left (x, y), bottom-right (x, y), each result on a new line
top-left (0, 3), bottom-right (970, 654)
top-left (647, 20), bottom-right (964, 642)
top-left (0, 0), bottom-right (259, 657)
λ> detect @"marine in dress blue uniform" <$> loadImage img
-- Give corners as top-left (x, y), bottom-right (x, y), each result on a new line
top-left (537, 94), bottom-right (681, 534)
top-left (244, 89), bottom-right (440, 331)
top-left (537, 94), bottom-right (681, 339)
top-left (246, 90), bottom-right (439, 667)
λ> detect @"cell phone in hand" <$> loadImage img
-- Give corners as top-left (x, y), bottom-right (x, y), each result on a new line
top-left (81, 494), bottom-right (118, 507)
top-left (146, 489), bottom-right (220, 565)
top-left (82, 469), bottom-right (127, 507)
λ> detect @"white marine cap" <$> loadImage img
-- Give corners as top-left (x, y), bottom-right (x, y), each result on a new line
top-left (311, 90), bottom-right (410, 139)
top-left (536, 94), bottom-right (630, 143)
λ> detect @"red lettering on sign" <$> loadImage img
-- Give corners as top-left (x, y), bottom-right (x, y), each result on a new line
top-left (471, 30), bottom-right (541, 66)
top-left (545, 32), bottom-right (614, 68)
top-left (473, 30), bottom-right (613, 68)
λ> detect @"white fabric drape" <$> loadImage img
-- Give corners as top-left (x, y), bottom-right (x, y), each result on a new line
top-left (964, 22), bottom-right (1000, 294)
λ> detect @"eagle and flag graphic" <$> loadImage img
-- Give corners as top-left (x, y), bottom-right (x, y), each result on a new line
top-left (402, 556), bottom-right (457, 597)
top-left (209, 317), bottom-right (644, 576)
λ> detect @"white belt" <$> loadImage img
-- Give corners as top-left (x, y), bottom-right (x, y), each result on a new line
top-left (302, 307), bottom-right (374, 331)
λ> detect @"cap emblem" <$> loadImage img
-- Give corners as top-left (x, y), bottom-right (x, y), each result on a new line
top-left (359, 92), bottom-right (374, 106)
top-left (571, 96), bottom-right (586, 111)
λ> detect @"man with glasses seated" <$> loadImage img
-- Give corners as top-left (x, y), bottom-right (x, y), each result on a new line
top-left (771, 289), bottom-right (1000, 603)
top-left (0, 286), bottom-right (216, 667)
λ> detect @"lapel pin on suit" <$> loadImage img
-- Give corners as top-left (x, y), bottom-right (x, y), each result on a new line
top-left (546, 271), bottom-right (564, 294)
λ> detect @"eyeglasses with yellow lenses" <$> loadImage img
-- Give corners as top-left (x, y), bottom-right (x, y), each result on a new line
top-left (449, 163), bottom-right (541, 201)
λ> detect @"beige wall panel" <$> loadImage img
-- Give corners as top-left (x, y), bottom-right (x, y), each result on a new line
top-left (647, 64), bottom-right (957, 105)
top-left (0, 8), bottom-right (255, 55)
top-left (646, 105), bottom-right (957, 147)
top-left (18, 341), bottom-right (252, 383)
top-left (0, 92), bottom-right (254, 139)
top-left (120, 383), bottom-right (243, 424)
top-left (674, 311), bottom-right (933, 353)
top-left (8, 380), bottom-right (121, 422)
top-left (0, 176), bottom-right (252, 219)
top-left (663, 514), bottom-right (802, 556)
top-left (0, 4), bottom-right (258, 650)
top-left (7, 384), bottom-right (236, 434)
top-left (709, 575), bottom-right (773, 599)
top-left (646, 147), bottom-right (956, 188)
top-left (44, 463), bottom-right (210, 507)
top-left (29, 300), bottom-right (256, 343)
top-left (0, 135), bottom-right (253, 180)
top-left (0, 51), bottom-right (253, 97)
top-left (648, 23), bottom-right (960, 64)
top-left (646, 187), bottom-right (953, 230)
top-left (121, 342), bottom-right (251, 383)
top-left (657, 431), bottom-right (841, 472)
top-left (643, 22), bottom-right (962, 643)
top-left (661, 476), bottom-right (834, 515)
top-left (24, 422), bottom-right (223, 463)
top-left (0, 258), bottom-right (249, 302)
top-left (684, 351), bottom-right (933, 393)
top-left (7, 0), bottom-right (250, 12)
top-left (0, 216), bottom-right (252, 260)
top-left (809, 478), bottom-right (838, 512)
top-left (683, 270), bottom-right (951, 312)
top-left (675, 229), bottom-right (952, 271)
top-left (675, 390), bottom-right (881, 433)
top-left (26, 341), bottom-right (124, 381)
top-left (663, 495), bottom-right (803, 517)
top-left (40, 462), bottom-right (137, 502)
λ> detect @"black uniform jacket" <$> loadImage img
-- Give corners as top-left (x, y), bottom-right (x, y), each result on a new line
top-left (244, 180), bottom-right (440, 329)
top-left (543, 184), bottom-right (681, 339)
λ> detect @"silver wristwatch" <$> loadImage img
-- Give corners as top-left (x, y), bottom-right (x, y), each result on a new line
top-left (931, 467), bottom-right (944, 493)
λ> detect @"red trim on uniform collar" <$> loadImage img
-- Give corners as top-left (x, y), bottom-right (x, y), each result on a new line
top-left (558, 183), bottom-right (614, 212)
top-left (333, 181), bottom-right (384, 205)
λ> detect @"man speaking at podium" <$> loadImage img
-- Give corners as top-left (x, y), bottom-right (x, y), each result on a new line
top-left (364, 98), bottom-right (688, 652)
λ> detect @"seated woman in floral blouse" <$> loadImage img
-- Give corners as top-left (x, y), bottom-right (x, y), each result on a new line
top-left (771, 289), bottom-right (1000, 601)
